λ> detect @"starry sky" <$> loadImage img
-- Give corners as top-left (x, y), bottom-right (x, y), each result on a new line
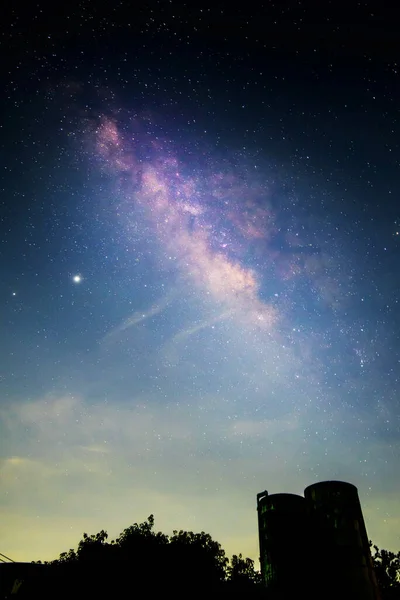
top-left (1, 1), bottom-right (400, 563)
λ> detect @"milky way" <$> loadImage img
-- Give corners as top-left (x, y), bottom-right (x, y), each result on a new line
top-left (89, 114), bottom-right (351, 369)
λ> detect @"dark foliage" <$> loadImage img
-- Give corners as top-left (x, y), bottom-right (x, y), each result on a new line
top-left (18, 515), bottom-right (263, 599)
top-left (370, 543), bottom-right (400, 600)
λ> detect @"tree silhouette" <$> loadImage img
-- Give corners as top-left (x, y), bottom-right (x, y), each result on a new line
top-left (371, 543), bottom-right (400, 600)
top-left (227, 553), bottom-right (262, 584)
top-left (168, 529), bottom-right (228, 592)
top-left (226, 553), bottom-right (264, 597)
top-left (44, 515), bottom-right (248, 597)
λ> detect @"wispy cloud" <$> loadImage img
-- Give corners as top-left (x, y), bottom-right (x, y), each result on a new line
top-left (102, 291), bottom-right (174, 345)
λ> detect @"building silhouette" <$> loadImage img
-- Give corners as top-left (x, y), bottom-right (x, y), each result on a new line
top-left (257, 480), bottom-right (381, 600)
top-left (0, 562), bottom-right (48, 599)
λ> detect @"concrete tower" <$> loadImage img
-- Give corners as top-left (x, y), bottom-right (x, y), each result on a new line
top-left (257, 491), bottom-right (308, 598)
top-left (257, 481), bottom-right (380, 600)
top-left (304, 481), bottom-right (380, 600)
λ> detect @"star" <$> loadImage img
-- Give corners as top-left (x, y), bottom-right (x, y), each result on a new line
top-left (72, 275), bottom-right (82, 283)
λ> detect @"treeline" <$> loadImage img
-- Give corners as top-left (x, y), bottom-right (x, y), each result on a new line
top-left (370, 544), bottom-right (400, 600)
top-left (6, 515), bottom-right (400, 599)
top-left (34, 514), bottom-right (264, 598)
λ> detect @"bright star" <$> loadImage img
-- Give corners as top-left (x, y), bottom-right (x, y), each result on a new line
top-left (72, 275), bottom-right (82, 283)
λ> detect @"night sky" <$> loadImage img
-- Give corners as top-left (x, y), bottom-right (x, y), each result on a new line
top-left (1, 1), bottom-right (400, 562)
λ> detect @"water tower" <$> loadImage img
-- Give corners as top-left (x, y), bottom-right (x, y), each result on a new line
top-left (257, 481), bottom-right (380, 600)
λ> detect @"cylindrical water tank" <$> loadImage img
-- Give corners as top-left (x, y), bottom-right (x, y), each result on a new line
top-left (304, 480), bottom-right (380, 600)
top-left (257, 492), bottom-right (308, 598)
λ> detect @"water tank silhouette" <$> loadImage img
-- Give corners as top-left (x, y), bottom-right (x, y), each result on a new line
top-left (304, 481), bottom-right (380, 600)
top-left (257, 491), bottom-right (308, 599)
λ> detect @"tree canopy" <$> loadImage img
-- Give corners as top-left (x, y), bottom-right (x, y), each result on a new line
top-left (41, 515), bottom-right (263, 599)
top-left (370, 543), bottom-right (400, 599)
